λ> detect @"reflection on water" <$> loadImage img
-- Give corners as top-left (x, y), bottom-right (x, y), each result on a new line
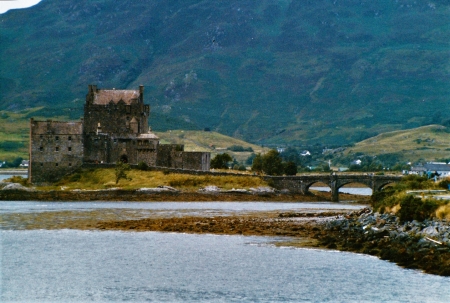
top-left (0, 201), bottom-right (365, 214)
top-left (0, 201), bottom-right (366, 230)
top-left (0, 174), bottom-right (28, 182)
top-left (2, 230), bottom-right (449, 302)
top-left (310, 186), bottom-right (373, 195)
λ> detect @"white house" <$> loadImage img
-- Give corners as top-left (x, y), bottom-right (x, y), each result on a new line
top-left (409, 163), bottom-right (450, 179)
top-left (351, 159), bottom-right (362, 166)
top-left (300, 150), bottom-right (311, 156)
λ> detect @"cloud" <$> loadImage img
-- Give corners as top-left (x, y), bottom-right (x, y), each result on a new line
top-left (0, 0), bottom-right (42, 14)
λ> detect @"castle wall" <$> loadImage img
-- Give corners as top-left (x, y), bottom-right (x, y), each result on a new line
top-left (182, 152), bottom-right (211, 171)
top-left (29, 119), bottom-right (83, 183)
top-left (136, 139), bottom-right (159, 166)
top-left (83, 134), bottom-right (110, 163)
top-left (156, 144), bottom-right (184, 169)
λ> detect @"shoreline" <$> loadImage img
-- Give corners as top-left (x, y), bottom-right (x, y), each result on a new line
top-left (0, 188), bottom-right (371, 202)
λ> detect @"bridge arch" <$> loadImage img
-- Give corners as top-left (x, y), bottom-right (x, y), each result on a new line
top-left (373, 181), bottom-right (397, 192)
top-left (336, 182), bottom-right (373, 196)
top-left (264, 174), bottom-right (402, 202)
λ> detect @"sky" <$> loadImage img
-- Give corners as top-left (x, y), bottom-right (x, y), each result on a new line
top-left (0, 0), bottom-right (42, 14)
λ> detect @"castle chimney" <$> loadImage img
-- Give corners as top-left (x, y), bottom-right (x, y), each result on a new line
top-left (139, 85), bottom-right (144, 102)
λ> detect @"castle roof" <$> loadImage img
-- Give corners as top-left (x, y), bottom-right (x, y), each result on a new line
top-left (93, 89), bottom-right (140, 105)
top-left (138, 132), bottom-right (159, 140)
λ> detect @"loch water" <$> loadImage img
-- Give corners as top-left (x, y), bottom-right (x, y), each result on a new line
top-left (1, 202), bottom-right (450, 302)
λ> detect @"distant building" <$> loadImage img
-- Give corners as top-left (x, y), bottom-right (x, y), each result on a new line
top-left (409, 163), bottom-right (450, 178)
top-left (19, 160), bottom-right (29, 167)
top-left (277, 147), bottom-right (285, 153)
top-left (300, 150), bottom-right (311, 156)
top-left (29, 85), bottom-right (210, 183)
top-left (351, 159), bottom-right (362, 166)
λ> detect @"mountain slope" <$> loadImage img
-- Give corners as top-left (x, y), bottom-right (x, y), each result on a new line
top-left (1, 0), bottom-right (449, 146)
top-left (339, 125), bottom-right (450, 164)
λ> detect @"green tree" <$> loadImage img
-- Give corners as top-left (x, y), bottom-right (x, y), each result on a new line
top-left (262, 150), bottom-right (284, 175)
top-left (211, 153), bottom-right (232, 169)
top-left (280, 147), bottom-right (302, 166)
top-left (284, 161), bottom-right (297, 176)
top-left (251, 153), bottom-right (263, 173)
top-left (115, 161), bottom-right (131, 184)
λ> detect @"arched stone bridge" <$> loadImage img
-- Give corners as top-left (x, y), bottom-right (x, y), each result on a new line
top-left (265, 174), bottom-right (403, 202)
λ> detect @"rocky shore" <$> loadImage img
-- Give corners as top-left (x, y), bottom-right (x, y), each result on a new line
top-left (314, 208), bottom-right (450, 276)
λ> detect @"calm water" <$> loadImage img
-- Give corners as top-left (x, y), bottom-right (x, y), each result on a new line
top-left (310, 186), bottom-right (372, 196)
top-left (0, 201), bottom-right (364, 215)
top-left (2, 201), bottom-right (450, 302)
top-left (0, 174), bottom-right (28, 182)
top-left (2, 230), bottom-right (450, 302)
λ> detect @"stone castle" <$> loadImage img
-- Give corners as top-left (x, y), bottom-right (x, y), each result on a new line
top-left (28, 85), bottom-right (210, 183)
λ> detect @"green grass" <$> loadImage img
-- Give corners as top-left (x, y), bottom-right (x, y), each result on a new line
top-left (341, 125), bottom-right (450, 163)
top-left (39, 168), bottom-right (268, 191)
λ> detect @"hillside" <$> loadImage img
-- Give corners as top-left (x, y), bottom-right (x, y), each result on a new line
top-left (1, 0), bottom-right (449, 147)
top-left (155, 130), bottom-right (268, 164)
top-left (338, 125), bottom-right (450, 164)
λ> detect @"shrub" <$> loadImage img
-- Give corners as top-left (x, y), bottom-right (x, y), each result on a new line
top-left (397, 195), bottom-right (440, 222)
top-left (4, 175), bottom-right (28, 186)
top-left (69, 173), bottom-right (81, 182)
top-left (137, 161), bottom-right (149, 171)
top-left (438, 178), bottom-right (450, 190)
top-left (115, 161), bottom-right (131, 184)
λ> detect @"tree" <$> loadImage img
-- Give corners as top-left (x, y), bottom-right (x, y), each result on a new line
top-left (262, 150), bottom-right (284, 175)
top-left (246, 153), bottom-right (256, 165)
top-left (115, 161), bottom-right (131, 184)
top-left (284, 161), bottom-right (297, 176)
top-left (211, 153), bottom-right (232, 169)
top-left (251, 153), bottom-right (263, 173)
top-left (280, 147), bottom-right (302, 166)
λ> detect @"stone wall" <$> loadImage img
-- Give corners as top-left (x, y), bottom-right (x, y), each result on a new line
top-left (156, 144), bottom-right (184, 168)
top-left (29, 119), bottom-right (84, 183)
top-left (182, 152), bottom-right (210, 171)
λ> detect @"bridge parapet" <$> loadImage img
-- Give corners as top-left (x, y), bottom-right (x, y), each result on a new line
top-left (265, 174), bottom-right (402, 202)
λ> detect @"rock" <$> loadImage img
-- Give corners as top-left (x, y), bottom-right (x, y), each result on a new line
top-left (199, 186), bottom-right (221, 192)
top-left (138, 186), bottom-right (178, 192)
top-left (0, 182), bottom-right (35, 192)
top-left (422, 226), bottom-right (439, 237)
top-left (417, 238), bottom-right (430, 248)
top-left (249, 186), bottom-right (276, 193)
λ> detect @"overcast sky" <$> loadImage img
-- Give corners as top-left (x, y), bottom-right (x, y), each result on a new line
top-left (0, 0), bottom-right (42, 14)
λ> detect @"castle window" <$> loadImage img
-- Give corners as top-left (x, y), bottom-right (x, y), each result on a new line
top-left (39, 146), bottom-right (43, 152)
top-left (55, 147), bottom-right (59, 152)
top-left (69, 163), bottom-right (72, 167)
top-left (55, 136), bottom-right (59, 141)
top-left (40, 163), bottom-right (43, 166)
top-left (40, 135), bottom-right (43, 139)
top-left (68, 147), bottom-right (72, 152)
top-left (68, 136), bottom-right (72, 141)
top-left (55, 163), bottom-right (59, 167)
